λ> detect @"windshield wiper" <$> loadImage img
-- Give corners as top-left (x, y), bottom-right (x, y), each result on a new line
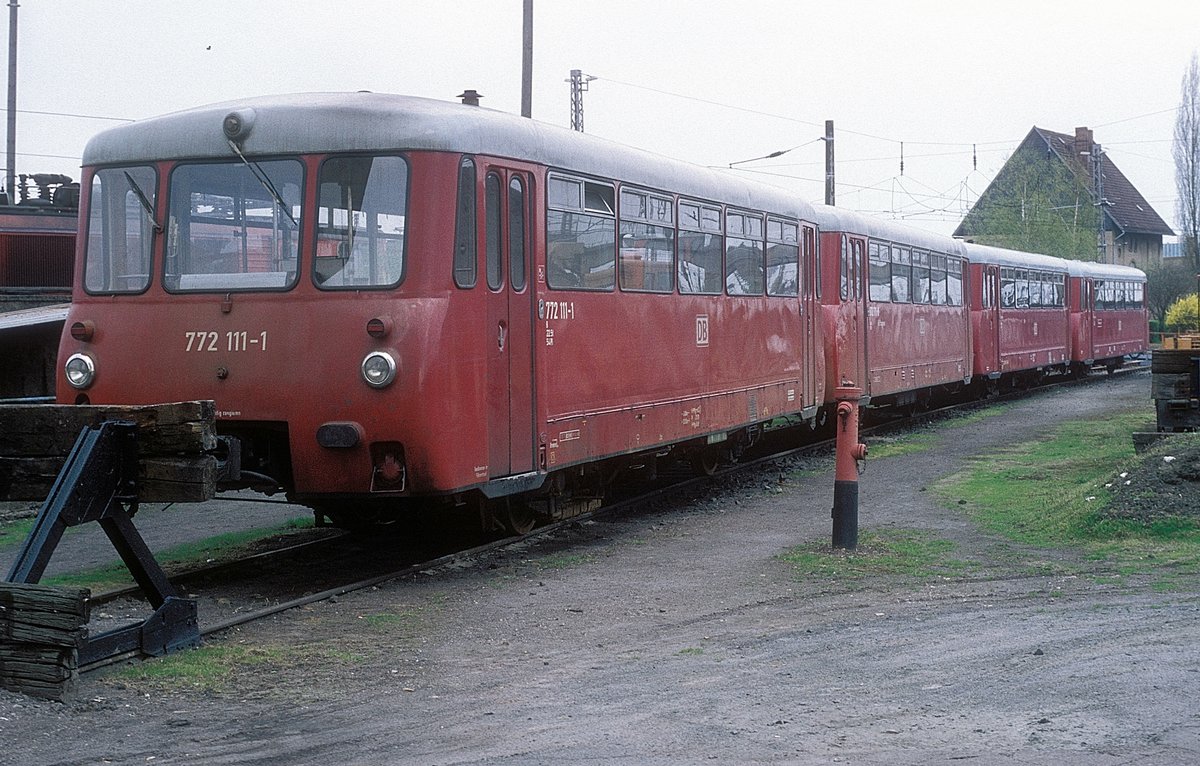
top-left (226, 139), bottom-right (298, 227)
top-left (123, 171), bottom-right (162, 232)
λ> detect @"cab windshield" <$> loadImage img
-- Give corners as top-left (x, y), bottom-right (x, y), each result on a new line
top-left (164, 160), bottom-right (303, 292)
top-left (83, 166), bottom-right (158, 294)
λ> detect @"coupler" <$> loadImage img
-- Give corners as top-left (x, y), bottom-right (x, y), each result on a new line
top-left (832, 384), bottom-right (868, 550)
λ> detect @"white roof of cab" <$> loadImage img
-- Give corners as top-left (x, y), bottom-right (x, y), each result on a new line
top-left (810, 204), bottom-right (968, 257)
top-left (1063, 259), bottom-right (1146, 281)
top-left (83, 91), bottom-right (816, 225)
top-left (963, 242), bottom-right (1070, 272)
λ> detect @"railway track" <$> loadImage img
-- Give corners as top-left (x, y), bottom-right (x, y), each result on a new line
top-left (79, 365), bottom-right (1147, 674)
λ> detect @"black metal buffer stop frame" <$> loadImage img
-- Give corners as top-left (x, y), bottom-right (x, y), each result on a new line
top-left (4, 420), bottom-right (200, 664)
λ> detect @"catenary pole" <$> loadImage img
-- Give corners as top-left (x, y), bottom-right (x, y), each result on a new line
top-left (5, 0), bottom-right (17, 202)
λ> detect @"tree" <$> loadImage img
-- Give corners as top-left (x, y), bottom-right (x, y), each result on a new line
top-left (1145, 257), bottom-right (1195, 327)
top-left (959, 150), bottom-right (1099, 260)
top-left (1174, 52), bottom-right (1200, 330)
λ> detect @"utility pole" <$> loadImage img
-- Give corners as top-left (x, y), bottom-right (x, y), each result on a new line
top-left (520, 0), bottom-right (532, 118)
top-left (567, 69), bottom-right (595, 132)
top-left (5, 0), bottom-right (17, 202)
top-left (1092, 145), bottom-right (1107, 262)
top-left (824, 120), bottom-right (835, 206)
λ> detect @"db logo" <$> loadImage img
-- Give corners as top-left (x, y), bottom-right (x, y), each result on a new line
top-left (695, 315), bottom-right (709, 347)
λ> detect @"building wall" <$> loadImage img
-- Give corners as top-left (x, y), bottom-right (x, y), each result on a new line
top-left (1110, 231), bottom-right (1163, 269)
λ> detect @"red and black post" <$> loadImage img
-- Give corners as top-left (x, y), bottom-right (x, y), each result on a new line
top-left (832, 384), bottom-right (868, 549)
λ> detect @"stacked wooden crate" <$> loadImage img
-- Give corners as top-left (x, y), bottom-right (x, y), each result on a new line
top-left (0, 582), bottom-right (89, 700)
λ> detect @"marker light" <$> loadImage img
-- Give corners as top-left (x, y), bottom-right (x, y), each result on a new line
top-left (360, 351), bottom-right (397, 388)
top-left (64, 353), bottom-right (96, 389)
top-left (69, 321), bottom-right (95, 341)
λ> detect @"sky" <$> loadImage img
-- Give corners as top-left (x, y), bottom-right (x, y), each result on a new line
top-left (7, 0), bottom-right (1199, 238)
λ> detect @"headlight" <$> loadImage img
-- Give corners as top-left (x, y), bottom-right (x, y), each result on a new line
top-left (360, 351), bottom-right (397, 388)
top-left (64, 353), bottom-right (96, 389)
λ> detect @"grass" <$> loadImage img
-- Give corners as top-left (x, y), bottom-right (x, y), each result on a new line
top-left (114, 643), bottom-right (290, 692)
top-left (865, 402), bottom-right (1011, 460)
top-left (866, 432), bottom-right (938, 460)
top-left (935, 406), bottom-right (1200, 587)
top-left (112, 639), bottom-right (371, 693)
top-left (41, 516), bottom-right (315, 592)
top-left (779, 528), bottom-right (973, 583)
top-left (531, 552), bottom-right (593, 570)
top-left (0, 517), bottom-right (35, 550)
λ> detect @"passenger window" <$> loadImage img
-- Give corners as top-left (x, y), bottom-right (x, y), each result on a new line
top-left (766, 217), bottom-right (798, 297)
top-left (868, 242), bottom-right (890, 302)
top-left (890, 246), bottom-right (911, 303)
top-left (678, 200), bottom-right (722, 295)
top-left (912, 250), bottom-right (931, 304)
top-left (949, 259), bottom-right (963, 306)
top-left (1000, 268), bottom-right (1016, 308)
top-left (930, 254), bottom-right (947, 305)
top-left (726, 211), bottom-right (764, 296)
top-left (453, 157), bottom-right (477, 288)
top-left (547, 173), bottom-right (615, 291)
top-left (1016, 270), bottom-right (1030, 308)
top-left (619, 187), bottom-right (674, 293)
top-left (839, 235), bottom-right (849, 301)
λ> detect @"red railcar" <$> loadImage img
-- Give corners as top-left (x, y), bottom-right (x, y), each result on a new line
top-left (965, 243), bottom-right (1072, 385)
top-left (812, 207), bottom-right (972, 407)
top-left (58, 92), bottom-right (825, 526)
top-left (1065, 260), bottom-right (1148, 371)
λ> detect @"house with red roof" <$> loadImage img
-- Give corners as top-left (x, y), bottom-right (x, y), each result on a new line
top-left (955, 126), bottom-right (1174, 268)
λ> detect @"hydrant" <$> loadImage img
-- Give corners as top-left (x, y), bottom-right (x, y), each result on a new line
top-left (832, 383), bottom-right (868, 549)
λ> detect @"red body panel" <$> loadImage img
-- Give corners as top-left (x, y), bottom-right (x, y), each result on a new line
top-left (534, 289), bottom-right (818, 470)
top-left (1068, 276), bottom-right (1148, 363)
top-left (820, 229), bottom-right (970, 403)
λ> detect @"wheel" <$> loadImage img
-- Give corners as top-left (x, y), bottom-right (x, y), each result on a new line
top-left (502, 499), bottom-right (537, 535)
top-left (692, 447), bottom-right (722, 476)
top-left (311, 502), bottom-right (402, 532)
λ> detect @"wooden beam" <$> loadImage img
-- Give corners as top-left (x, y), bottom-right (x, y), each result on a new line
top-left (0, 401), bottom-right (218, 503)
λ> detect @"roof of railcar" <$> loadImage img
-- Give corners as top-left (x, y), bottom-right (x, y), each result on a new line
top-left (962, 242), bottom-right (1070, 272)
top-left (1062, 259), bottom-right (1146, 281)
top-left (809, 204), bottom-right (968, 257)
top-left (83, 91), bottom-right (816, 222)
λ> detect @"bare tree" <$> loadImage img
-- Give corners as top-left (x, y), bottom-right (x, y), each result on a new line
top-left (1174, 52), bottom-right (1200, 329)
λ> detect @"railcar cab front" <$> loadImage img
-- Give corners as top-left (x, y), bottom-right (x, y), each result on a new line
top-left (1064, 260), bottom-right (1148, 373)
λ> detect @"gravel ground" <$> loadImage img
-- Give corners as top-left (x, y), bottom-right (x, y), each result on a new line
top-left (5, 372), bottom-right (1200, 765)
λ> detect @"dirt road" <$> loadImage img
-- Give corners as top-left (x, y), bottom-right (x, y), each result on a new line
top-left (4, 373), bottom-right (1199, 765)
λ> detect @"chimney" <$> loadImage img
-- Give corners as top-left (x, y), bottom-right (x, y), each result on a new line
top-left (457, 90), bottom-right (482, 107)
top-left (1074, 126), bottom-right (1094, 158)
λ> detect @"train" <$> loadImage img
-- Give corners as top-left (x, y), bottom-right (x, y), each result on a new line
top-left (54, 92), bottom-right (1148, 531)
top-left (0, 173), bottom-right (80, 400)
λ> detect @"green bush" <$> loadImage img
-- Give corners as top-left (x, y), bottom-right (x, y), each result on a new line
top-left (1165, 294), bottom-right (1199, 332)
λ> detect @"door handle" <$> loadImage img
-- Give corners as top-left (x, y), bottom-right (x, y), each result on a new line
top-left (497, 321), bottom-right (507, 351)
